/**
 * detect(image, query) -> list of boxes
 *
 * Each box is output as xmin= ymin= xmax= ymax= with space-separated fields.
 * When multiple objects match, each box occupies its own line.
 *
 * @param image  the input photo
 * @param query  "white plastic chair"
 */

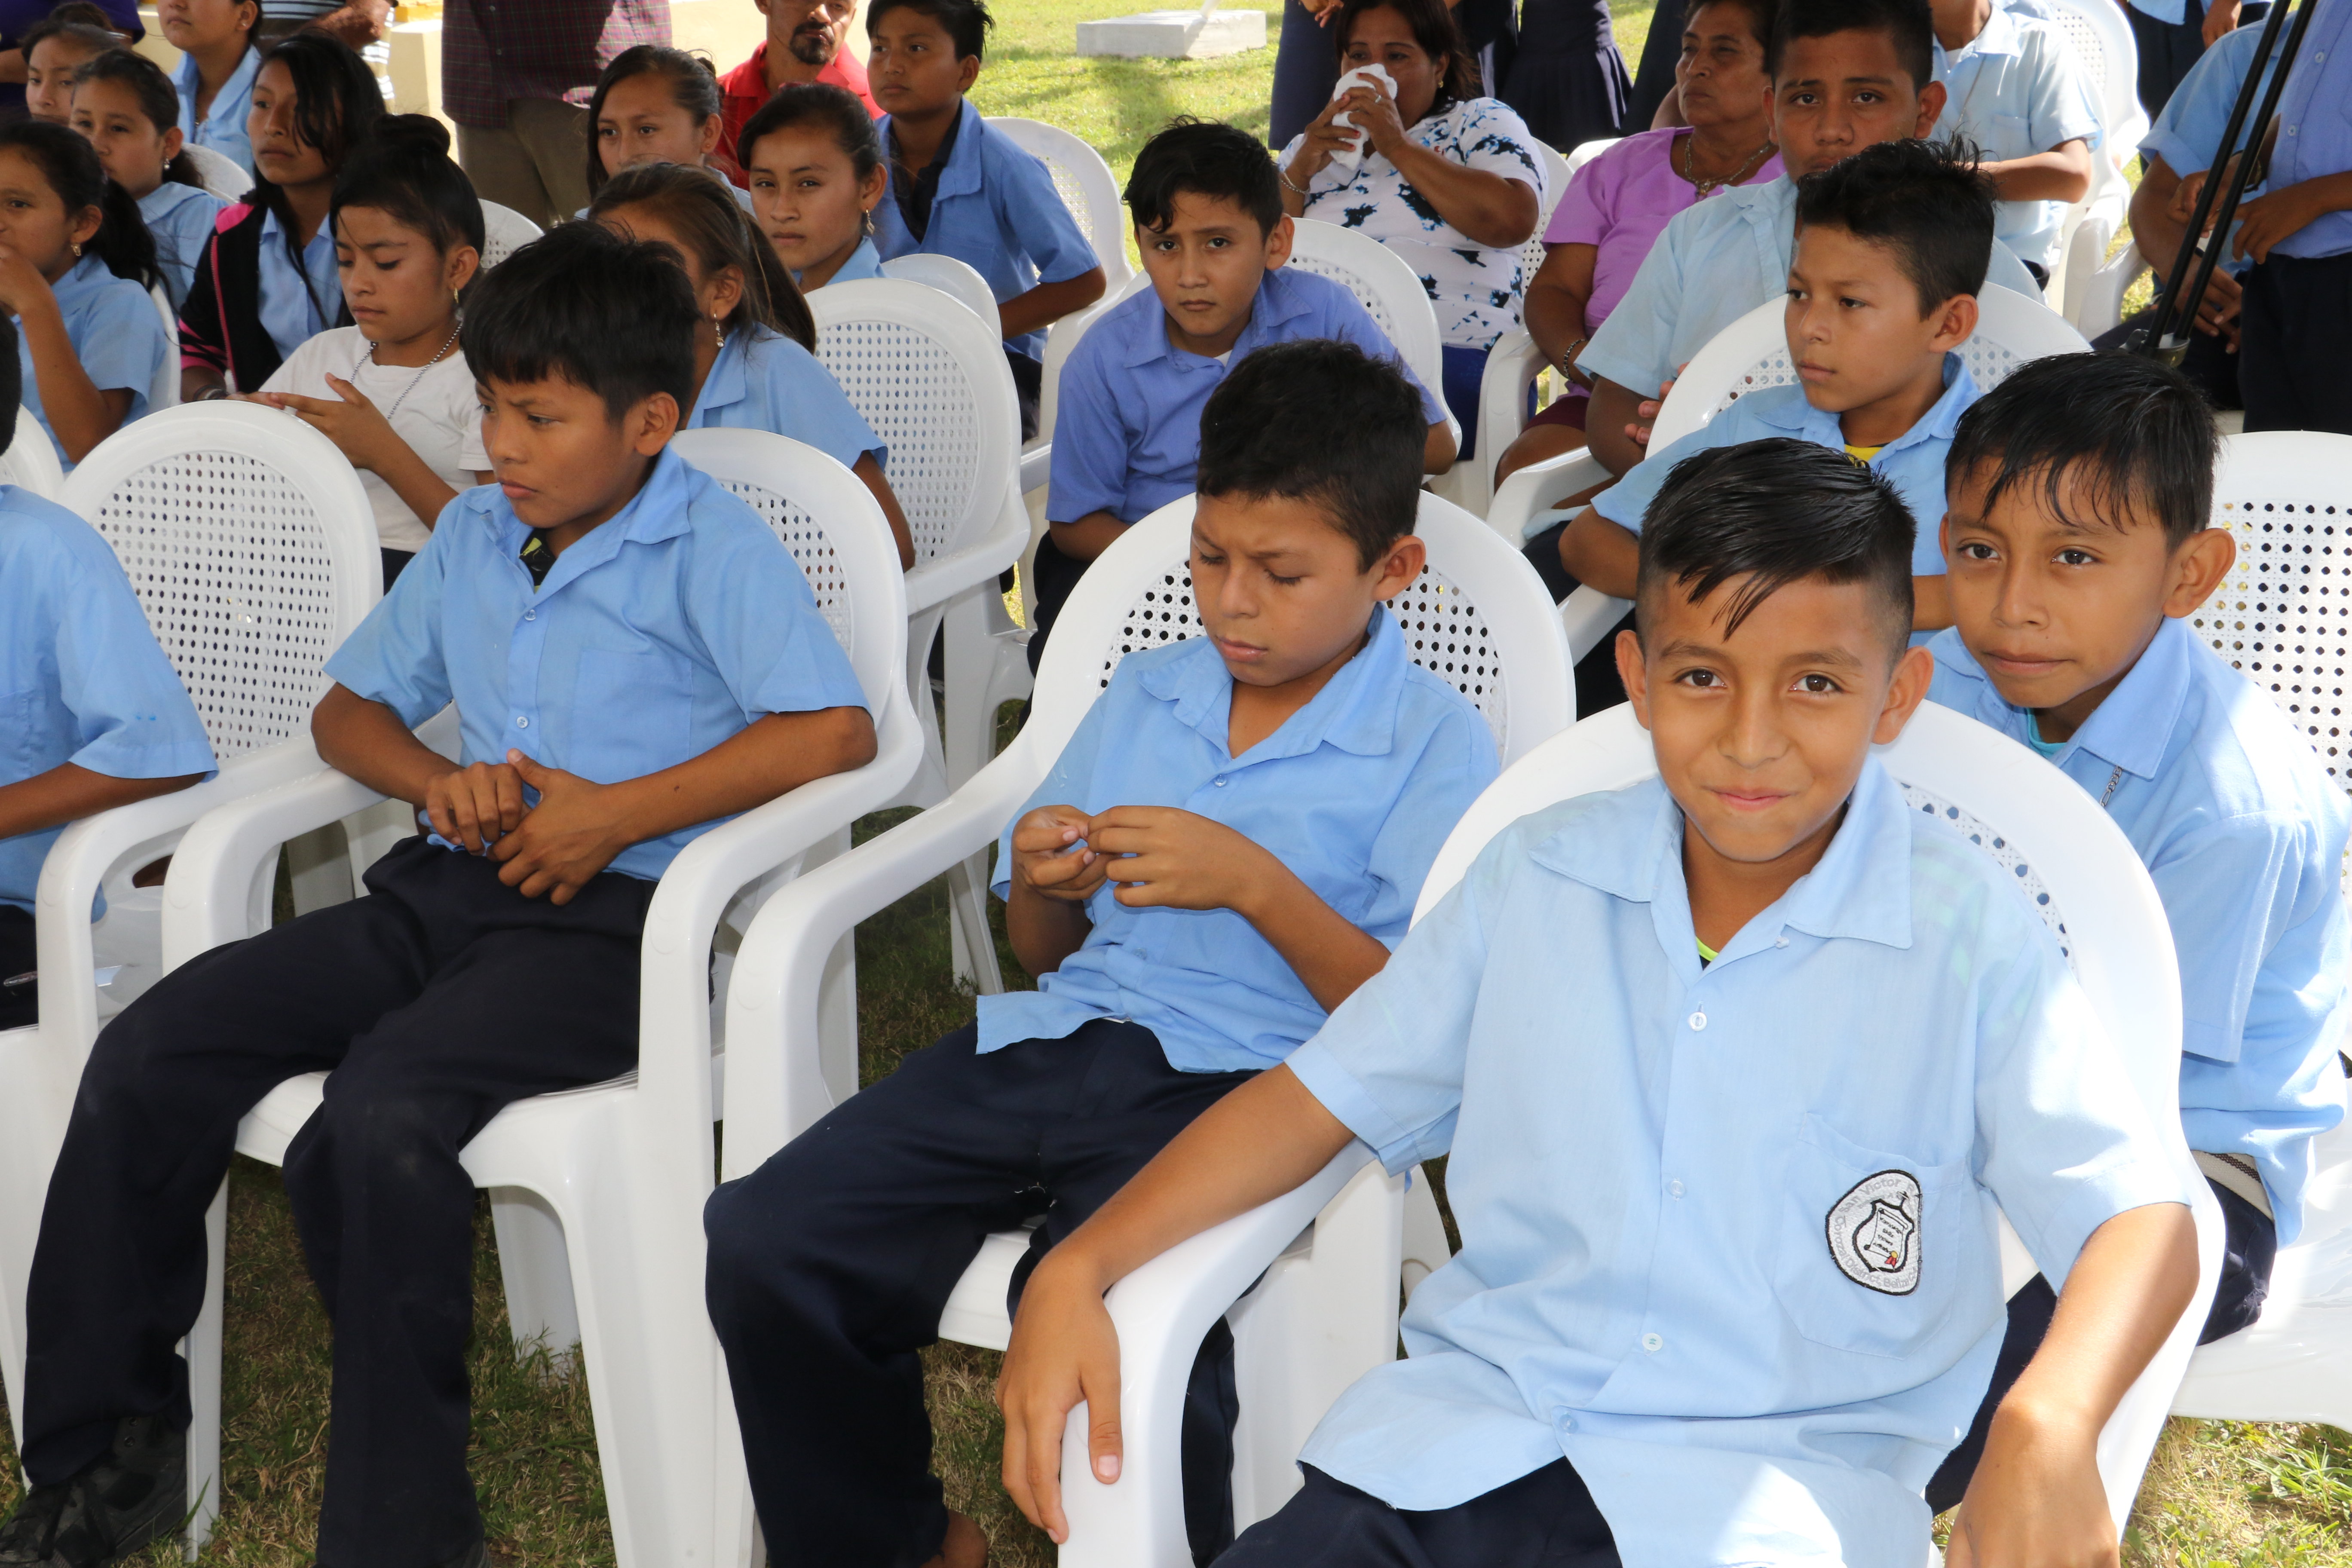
xmin=159 ymin=431 xmax=923 ymax=1567
xmin=1462 ymin=138 xmax=1580 ymax=517
xmin=477 ymin=199 xmax=543 ymax=270
xmin=0 ymin=404 xmax=64 ymax=497
xmin=711 ymin=490 xmax=1574 ymax=1566
xmin=986 ymin=116 xmax=1135 ymax=291
xmin=182 ymin=142 xmax=252 ymax=202
xmin=879 ymin=251 xmax=1004 ymax=339
xmin=1286 ymin=217 xmax=1456 ymax=457
xmin=147 ymin=284 xmax=181 ymax=413
xmin=0 ymin=403 xmax=378 ymax=1474
xmin=1564 ymin=136 xmax=1618 ymax=177
xmin=2170 ymin=431 xmax=2352 ymax=1423
xmin=2034 ymin=0 xmax=2149 ymax=172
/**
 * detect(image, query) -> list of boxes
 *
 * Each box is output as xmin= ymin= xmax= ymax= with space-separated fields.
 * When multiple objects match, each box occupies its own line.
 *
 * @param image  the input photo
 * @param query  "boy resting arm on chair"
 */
xmin=1033 ymin=118 xmax=1455 ymax=671
xmin=702 ymin=338 xmax=1499 ymax=1568
xmin=1002 ymin=438 xmax=2199 ymax=1568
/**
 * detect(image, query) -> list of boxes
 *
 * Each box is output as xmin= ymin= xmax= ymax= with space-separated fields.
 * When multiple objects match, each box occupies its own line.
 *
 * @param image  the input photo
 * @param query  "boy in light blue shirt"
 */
xmin=865 ymin=0 xmax=1106 ymax=437
xmin=1001 ymin=436 xmax=2200 ymax=1568
xmin=1551 ymin=139 xmax=1993 ymax=644
xmin=1576 ymin=0 xmax=2042 ymax=480
xmin=1926 ymin=0 xmax=2102 ymax=282
xmin=1038 ymin=120 xmax=1455 ymax=669
xmin=1928 ymin=353 xmax=2348 ymax=1349
xmin=704 ymin=340 xmax=1499 ymax=1568
xmin=0 ymin=223 xmax=876 ymax=1568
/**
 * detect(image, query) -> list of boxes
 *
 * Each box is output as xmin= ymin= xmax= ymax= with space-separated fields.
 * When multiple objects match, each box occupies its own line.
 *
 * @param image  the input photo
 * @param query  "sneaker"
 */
xmin=0 ymin=1483 xmax=73 ymax=1567
xmin=2 ymin=1416 xmax=187 ymax=1568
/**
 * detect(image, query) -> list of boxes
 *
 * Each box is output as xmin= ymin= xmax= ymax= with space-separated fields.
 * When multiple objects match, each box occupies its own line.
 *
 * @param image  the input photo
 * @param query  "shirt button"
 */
xmin=515 ymin=716 xmax=529 ymax=728
xmin=1642 ymin=1332 xmax=1663 ymax=1353
xmin=1775 ymin=936 xmax=1788 ymax=948
xmin=1213 ymin=776 xmax=1228 ymax=786
xmin=524 ymin=609 xmax=536 ymax=621
xmin=1687 ymin=1010 xmax=1707 ymax=1031
xmin=1668 ymin=1179 xmax=1685 ymax=1198
xmin=1551 ymin=1407 xmax=1575 ymax=1432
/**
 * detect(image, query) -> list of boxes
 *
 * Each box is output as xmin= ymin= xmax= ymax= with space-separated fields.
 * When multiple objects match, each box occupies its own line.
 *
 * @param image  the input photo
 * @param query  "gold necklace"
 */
xmin=1680 ymin=132 xmax=1776 ymax=199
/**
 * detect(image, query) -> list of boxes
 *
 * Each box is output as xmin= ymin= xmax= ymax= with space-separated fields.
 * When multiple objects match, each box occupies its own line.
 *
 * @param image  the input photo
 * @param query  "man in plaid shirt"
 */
xmin=444 ymin=0 xmax=669 ymax=227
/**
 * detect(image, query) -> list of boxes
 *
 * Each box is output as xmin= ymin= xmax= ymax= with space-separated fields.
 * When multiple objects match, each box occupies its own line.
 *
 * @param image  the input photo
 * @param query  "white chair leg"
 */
xmin=184 ymin=1180 xmax=228 ymax=1556
xmin=283 ymin=824 xmax=353 ymax=916
xmin=897 ymin=610 xmax=952 ymax=811
xmin=1401 ymin=1166 xmax=1452 ymax=1300
xmin=341 ymin=798 xmax=415 ymax=885
xmin=490 ymin=1186 xmax=579 ymax=1362
xmin=946 ymin=851 xmax=1002 ymax=994
xmin=816 ymin=927 xmax=860 ymax=1112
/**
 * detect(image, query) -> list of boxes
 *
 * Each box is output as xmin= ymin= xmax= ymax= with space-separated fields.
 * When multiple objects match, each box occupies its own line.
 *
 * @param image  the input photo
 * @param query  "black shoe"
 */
xmin=0 ymin=1416 xmax=187 ymax=1568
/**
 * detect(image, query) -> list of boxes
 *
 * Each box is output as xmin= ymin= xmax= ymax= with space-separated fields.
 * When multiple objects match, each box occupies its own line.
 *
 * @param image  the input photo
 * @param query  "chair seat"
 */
xmin=940 ymin=1227 xmax=1036 ymax=1352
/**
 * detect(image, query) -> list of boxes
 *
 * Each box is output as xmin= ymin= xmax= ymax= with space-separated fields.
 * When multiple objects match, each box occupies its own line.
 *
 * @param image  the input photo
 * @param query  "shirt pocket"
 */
xmin=0 ymin=685 xmax=45 ymax=781
xmin=1985 ymin=112 xmax=2036 ymax=163
xmin=567 ymin=644 xmax=696 ymax=785
xmin=1771 ymin=1112 xmax=1987 ymax=1360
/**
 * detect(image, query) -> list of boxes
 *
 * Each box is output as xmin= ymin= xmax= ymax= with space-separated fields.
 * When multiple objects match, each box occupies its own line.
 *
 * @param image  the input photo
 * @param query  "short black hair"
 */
xmin=462 ymin=220 xmax=699 ymax=421
xmin=868 ymin=0 xmax=992 ymax=60
xmin=332 ymin=114 xmax=487 ymax=270
xmin=1196 ymin=340 xmax=1424 ymax=570
xmin=1638 ymin=438 xmax=1915 ymax=652
xmin=1769 ymin=0 xmax=1934 ymax=90
xmin=1946 ymin=353 xmax=2215 ymax=548
xmin=0 ymin=315 xmax=20 ymax=449
xmin=1125 ymin=118 xmax=1282 ymax=239
xmin=1795 ymin=138 xmax=1993 ymax=312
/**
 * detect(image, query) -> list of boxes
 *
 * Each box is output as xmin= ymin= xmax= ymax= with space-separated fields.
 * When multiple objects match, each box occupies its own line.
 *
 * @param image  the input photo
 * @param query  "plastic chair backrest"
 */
xmin=478 ymin=200 xmax=544 ymax=270
xmin=1285 ymin=218 xmax=1449 ymax=414
xmin=57 ymin=403 xmax=379 ymax=759
xmin=2031 ymin=0 xmax=2145 ymax=150
xmin=1409 ymin=699 xmax=2205 ymax=1540
xmin=986 ymin=116 xmax=1134 ymax=288
xmin=1518 ymin=139 xmax=1573 ymax=294
xmin=2190 ymin=430 xmax=2352 ymax=795
xmin=1565 ymin=137 xmax=1618 ymax=177
xmin=1651 ymin=285 xmax=2092 ymax=449
xmin=148 ymin=285 xmax=180 ymax=412
xmin=183 ymin=143 xmax=252 ymax=201
xmin=0 ymin=406 xmax=64 ymax=498
xmin=668 ymin=428 xmax=883 ymax=664
xmin=1030 ymin=492 xmax=1574 ymax=766
xmin=807 ymin=278 xmax=1022 ymax=569
xmin=878 ymin=252 xmax=1003 ymax=338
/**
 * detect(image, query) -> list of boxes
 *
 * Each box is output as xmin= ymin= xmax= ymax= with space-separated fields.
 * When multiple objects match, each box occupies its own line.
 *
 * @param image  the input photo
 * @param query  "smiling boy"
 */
xmin=0 ymin=221 xmax=876 ymax=1568
xmin=1037 ymin=119 xmax=1454 ymax=669
xmin=999 ymin=438 xmax=2200 ymax=1568
xmin=704 ymin=339 xmax=1498 ymax=1568
xmin=1549 ymin=138 xmax=1991 ymax=634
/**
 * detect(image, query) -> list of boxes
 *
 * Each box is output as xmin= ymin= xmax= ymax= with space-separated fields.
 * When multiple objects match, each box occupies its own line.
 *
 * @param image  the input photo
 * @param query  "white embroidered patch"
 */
xmin=1826 ymin=1171 xmax=1923 ymax=1295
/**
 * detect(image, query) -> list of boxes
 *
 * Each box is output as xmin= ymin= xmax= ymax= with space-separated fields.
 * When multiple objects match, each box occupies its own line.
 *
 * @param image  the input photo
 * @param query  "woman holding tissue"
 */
xmin=1277 ymin=0 xmax=1544 ymax=456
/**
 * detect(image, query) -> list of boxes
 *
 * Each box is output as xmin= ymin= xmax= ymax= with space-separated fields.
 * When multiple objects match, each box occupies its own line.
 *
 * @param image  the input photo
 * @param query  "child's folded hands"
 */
xmin=1011 ymin=804 xmax=1111 ymax=903
xmin=485 ymin=751 xmax=633 ymax=904
xmin=422 ymin=757 xmax=529 ymax=856
xmin=1082 ymin=805 xmax=1278 ymax=914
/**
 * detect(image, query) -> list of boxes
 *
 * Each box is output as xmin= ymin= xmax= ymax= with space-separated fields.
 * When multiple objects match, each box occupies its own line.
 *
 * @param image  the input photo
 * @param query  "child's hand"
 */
xmin=1945 ymin=1406 xmax=2117 ymax=1568
xmin=258 ymin=375 xmax=403 ymax=472
xmin=2230 ymin=181 xmax=2329 ymax=265
xmin=423 ymin=759 xmax=528 ymax=854
xmin=1011 ymin=805 xmax=1109 ymax=903
xmin=486 ymin=751 xmax=631 ymax=903
xmin=0 ymin=243 xmax=56 ymax=321
xmin=1083 ymin=806 xmax=1277 ymax=914
xmin=1629 ymin=369 xmax=1682 ymax=451
xmin=997 ymin=1251 xmax=1124 ymax=1545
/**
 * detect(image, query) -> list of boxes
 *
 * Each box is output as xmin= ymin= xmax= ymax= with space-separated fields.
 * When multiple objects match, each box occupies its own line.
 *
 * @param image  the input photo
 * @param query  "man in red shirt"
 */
xmin=718 ymin=0 xmax=879 ymax=180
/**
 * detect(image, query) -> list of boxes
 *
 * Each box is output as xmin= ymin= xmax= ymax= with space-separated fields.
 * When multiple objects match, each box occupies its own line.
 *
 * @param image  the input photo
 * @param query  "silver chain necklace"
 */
xmin=365 ymin=321 xmax=461 ymax=423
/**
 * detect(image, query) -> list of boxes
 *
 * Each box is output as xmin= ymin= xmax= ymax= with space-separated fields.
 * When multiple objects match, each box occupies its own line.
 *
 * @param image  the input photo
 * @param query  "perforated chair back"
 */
xmin=807 ymin=279 xmax=1022 ymax=569
xmin=2034 ymin=0 xmax=2147 ymax=153
xmin=986 ymin=116 xmax=1134 ymax=288
xmin=183 ymin=143 xmax=251 ymax=201
xmin=879 ymin=252 xmax=1003 ymax=338
xmin=478 ymin=201 xmax=543 ymax=270
xmin=1286 ymin=218 xmax=1449 ymax=419
xmin=1 ymin=406 xmax=64 ymax=498
xmin=57 ymin=403 xmax=379 ymax=760
xmin=1518 ymin=140 xmax=1573 ymax=296
xmin=1650 ymin=285 xmax=2091 ymax=449
xmin=148 ymin=285 xmax=181 ymax=412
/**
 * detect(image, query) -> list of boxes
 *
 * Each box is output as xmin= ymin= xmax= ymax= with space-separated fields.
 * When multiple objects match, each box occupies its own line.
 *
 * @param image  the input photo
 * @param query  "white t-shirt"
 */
xmin=260 ymin=325 xmax=489 ymax=554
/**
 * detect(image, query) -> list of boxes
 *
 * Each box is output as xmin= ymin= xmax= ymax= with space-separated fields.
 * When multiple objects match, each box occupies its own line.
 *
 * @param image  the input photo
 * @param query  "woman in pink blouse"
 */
xmin=1492 ymin=0 xmax=1779 ymax=485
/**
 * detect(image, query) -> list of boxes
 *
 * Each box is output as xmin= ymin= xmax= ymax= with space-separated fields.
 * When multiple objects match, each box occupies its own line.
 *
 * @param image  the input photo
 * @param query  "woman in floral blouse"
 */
xmin=1277 ymin=0 xmax=1546 ymax=456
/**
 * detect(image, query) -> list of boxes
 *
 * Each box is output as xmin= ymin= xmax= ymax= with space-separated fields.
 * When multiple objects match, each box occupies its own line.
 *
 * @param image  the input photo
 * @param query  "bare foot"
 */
xmin=919 ymin=1510 xmax=989 ymax=1568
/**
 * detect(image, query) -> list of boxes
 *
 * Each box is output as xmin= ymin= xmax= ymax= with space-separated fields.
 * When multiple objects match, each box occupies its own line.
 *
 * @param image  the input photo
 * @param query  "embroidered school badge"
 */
xmin=1825 ymin=1171 xmax=1923 ymax=1295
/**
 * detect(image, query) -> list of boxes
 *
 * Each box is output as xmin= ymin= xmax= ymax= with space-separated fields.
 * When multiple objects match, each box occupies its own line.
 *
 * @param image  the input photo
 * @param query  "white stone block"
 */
xmin=1075 ymin=8 xmax=1268 ymax=58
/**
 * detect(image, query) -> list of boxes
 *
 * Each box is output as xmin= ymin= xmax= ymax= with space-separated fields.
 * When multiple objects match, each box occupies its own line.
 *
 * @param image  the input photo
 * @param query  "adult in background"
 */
xmin=0 ymin=0 xmax=137 ymax=118
xmin=1496 ymin=0 xmax=1630 ymax=150
xmin=441 ymin=0 xmax=668 ymax=229
xmin=1277 ymin=0 xmax=1546 ymax=457
xmin=719 ymin=0 xmax=877 ymax=183
xmin=2124 ymin=0 xmax=2268 ymax=121
xmin=251 ymin=0 xmax=387 ymax=47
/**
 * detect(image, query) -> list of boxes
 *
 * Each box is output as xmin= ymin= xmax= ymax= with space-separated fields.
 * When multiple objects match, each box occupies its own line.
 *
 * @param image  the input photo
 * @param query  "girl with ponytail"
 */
xmin=0 ymin=118 xmax=168 ymax=465
xmin=70 ymin=49 xmax=230 ymax=310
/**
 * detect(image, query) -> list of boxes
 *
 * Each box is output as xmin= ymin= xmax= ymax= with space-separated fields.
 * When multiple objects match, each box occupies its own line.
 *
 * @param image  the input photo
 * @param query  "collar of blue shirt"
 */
xmin=917 ymin=98 xmax=987 ymax=204
xmin=696 ymin=324 xmax=760 ymax=419
xmin=1746 ymin=353 xmax=1979 ymax=456
xmin=1121 ymin=265 xmax=1318 ymax=370
xmin=1137 ymin=602 xmax=1412 ymax=761
xmin=1526 ymin=756 xmax=1919 ymax=962
xmin=138 ymin=180 xmax=214 ymax=223
xmin=175 ymin=43 xmax=257 ymax=124
xmin=1723 ymin=172 xmax=1794 ymax=229
xmin=50 ymin=251 xmax=126 ymax=317
xmin=472 ymin=444 xmax=699 ymax=591
xmin=1934 ymin=3 xmax=2025 ymax=75
xmin=1938 ymin=615 xmax=2193 ymax=782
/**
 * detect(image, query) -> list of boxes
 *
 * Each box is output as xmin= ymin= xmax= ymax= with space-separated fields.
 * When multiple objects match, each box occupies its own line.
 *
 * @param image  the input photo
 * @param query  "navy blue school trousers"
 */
xmin=2239 ymin=251 xmax=2352 ymax=436
xmin=704 ymin=1017 xmax=1255 ymax=1568
xmin=1216 ymin=1460 xmax=1622 ymax=1567
xmin=19 ymin=837 xmax=653 ymax=1568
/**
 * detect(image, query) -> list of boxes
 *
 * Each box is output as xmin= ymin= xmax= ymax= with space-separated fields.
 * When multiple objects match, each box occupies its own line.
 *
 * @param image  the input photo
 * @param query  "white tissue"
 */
xmin=1323 ymin=62 xmax=1394 ymax=179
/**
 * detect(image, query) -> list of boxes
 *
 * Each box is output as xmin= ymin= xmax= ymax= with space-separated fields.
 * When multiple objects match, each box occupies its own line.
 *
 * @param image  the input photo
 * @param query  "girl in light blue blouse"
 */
xmin=70 ymin=49 xmax=231 ymax=312
xmin=0 ymin=120 xmax=169 ymax=467
xmin=591 ymin=161 xmax=917 ymax=569
xmin=739 ymin=83 xmax=889 ymax=291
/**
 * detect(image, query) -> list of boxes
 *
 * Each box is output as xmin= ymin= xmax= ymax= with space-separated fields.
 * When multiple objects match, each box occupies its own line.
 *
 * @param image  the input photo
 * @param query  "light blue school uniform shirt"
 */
xmin=983 ymin=607 xmax=1499 ymax=1075
xmin=808 ymin=236 xmax=884 ymax=287
xmin=2140 ymin=24 xmax=2283 ymax=274
xmin=1284 ymin=760 xmax=2193 ymax=1565
xmin=139 ymin=181 xmax=231 ymax=313
xmin=1577 ymin=176 xmax=2043 ymax=402
xmin=0 ymin=487 xmax=216 ymax=914
xmin=686 ymin=324 xmax=886 ymax=470
xmin=1047 ymin=267 xmax=1449 ymax=526
xmin=254 ymin=208 xmax=341 ymax=362
xmin=871 ymin=99 xmax=1101 ymax=362
xmin=1928 ymin=620 xmax=2350 ymax=1241
xmin=2266 ymin=0 xmax=2352 ymax=260
xmin=22 ymin=254 xmax=169 ymax=471
xmin=173 ymin=44 xmax=259 ymax=178
xmin=1930 ymin=6 xmax=2106 ymax=274
xmin=1583 ymin=357 xmax=1979 ymax=583
xmin=325 ymin=447 xmax=870 ymax=883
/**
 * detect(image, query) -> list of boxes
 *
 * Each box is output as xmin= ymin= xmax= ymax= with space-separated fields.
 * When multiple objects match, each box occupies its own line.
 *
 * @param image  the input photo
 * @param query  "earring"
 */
xmin=69 ymin=241 xmax=80 ymax=258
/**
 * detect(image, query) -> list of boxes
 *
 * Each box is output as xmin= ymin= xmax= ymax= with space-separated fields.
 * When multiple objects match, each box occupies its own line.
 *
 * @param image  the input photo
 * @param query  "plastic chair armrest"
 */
xmin=1562 ymin=586 xmax=1633 ymax=665
xmin=903 ymin=486 xmax=1030 ymax=613
xmin=1484 ymin=448 xmax=1610 ymax=548
xmin=2075 ymin=241 xmax=2146 ymax=342
xmin=1476 ymin=331 xmax=1547 ymax=484
xmin=1020 ymin=444 xmax=1053 ymax=498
